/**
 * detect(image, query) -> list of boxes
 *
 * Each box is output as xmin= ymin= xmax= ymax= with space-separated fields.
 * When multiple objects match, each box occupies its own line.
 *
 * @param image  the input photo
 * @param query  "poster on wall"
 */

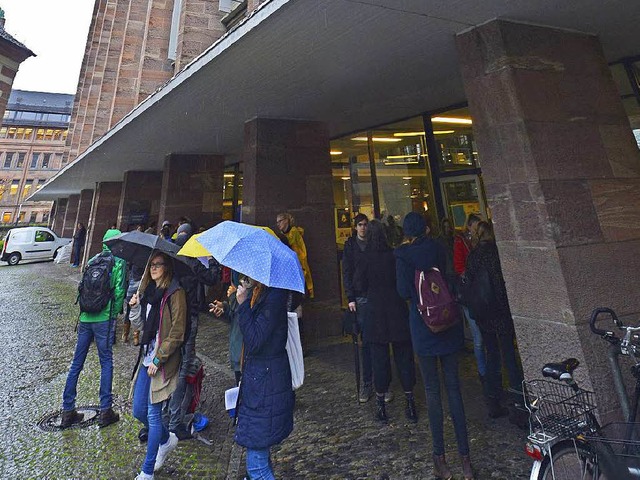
xmin=335 ymin=208 xmax=352 ymax=246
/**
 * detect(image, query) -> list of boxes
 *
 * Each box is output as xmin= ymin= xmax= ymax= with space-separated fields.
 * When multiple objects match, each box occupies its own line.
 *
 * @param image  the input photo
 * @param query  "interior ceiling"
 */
xmin=32 ymin=0 xmax=640 ymax=200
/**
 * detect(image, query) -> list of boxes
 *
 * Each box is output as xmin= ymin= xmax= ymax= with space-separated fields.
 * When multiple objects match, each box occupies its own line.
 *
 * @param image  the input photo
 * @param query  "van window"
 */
xmin=35 ymin=230 xmax=54 ymax=242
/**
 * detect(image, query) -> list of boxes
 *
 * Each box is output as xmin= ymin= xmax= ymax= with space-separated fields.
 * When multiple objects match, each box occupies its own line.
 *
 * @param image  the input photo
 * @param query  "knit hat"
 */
xmin=402 ymin=212 xmax=426 ymax=238
xmin=177 ymin=223 xmax=192 ymax=236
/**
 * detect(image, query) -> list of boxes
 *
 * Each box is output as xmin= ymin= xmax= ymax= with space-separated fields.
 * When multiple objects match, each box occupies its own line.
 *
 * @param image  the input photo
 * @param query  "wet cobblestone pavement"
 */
xmin=0 ymin=261 xmax=532 ymax=479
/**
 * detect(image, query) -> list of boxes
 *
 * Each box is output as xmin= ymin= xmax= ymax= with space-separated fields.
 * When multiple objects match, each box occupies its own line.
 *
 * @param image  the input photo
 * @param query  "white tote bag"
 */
xmin=286 ymin=312 xmax=304 ymax=390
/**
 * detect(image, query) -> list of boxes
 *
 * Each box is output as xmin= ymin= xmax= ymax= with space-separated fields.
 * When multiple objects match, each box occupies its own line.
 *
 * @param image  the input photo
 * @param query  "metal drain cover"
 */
xmin=37 ymin=405 xmax=100 ymax=432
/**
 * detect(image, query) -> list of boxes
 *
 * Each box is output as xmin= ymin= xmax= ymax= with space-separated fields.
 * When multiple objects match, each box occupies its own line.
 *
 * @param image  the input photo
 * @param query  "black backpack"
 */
xmin=77 ymin=251 xmax=115 ymax=313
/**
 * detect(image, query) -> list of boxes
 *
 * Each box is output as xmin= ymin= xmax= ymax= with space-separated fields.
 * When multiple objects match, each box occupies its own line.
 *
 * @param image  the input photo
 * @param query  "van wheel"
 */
xmin=7 ymin=252 xmax=20 ymax=266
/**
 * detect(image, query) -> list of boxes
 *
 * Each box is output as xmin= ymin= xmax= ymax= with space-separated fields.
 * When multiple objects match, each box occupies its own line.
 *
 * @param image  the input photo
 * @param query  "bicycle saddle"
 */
xmin=542 ymin=358 xmax=580 ymax=381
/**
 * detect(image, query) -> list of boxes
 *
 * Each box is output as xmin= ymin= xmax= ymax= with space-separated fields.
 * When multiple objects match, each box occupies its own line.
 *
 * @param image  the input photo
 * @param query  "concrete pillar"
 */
xmin=158 ymin=155 xmax=224 ymax=229
xmin=75 ymin=189 xmax=94 ymax=228
xmin=242 ymin=118 xmax=340 ymax=342
xmin=51 ymin=198 xmax=68 ymax=237
xmin=61 ymin=194 xmax=80 ymax=239
xmin=83 ymin=181 xmax=123 ymax=265
xmin=47 ymin=201 xmax=56 ymax=229
xmin=456 ymin=19 xmax=640 ymax=421
xmin=118 ymin=170 xmax=163 ymax=230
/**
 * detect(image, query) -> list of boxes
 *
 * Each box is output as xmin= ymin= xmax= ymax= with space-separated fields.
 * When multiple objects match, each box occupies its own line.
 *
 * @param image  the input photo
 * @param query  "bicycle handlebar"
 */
xmin=590 ymin=307 xmax=621 ymax=340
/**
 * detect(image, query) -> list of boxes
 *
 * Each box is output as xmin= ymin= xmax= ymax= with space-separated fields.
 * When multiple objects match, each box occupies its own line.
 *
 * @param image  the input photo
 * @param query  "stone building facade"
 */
xmin=0 ymin=90 xmax=72 ymax=225
xmin=0 ymin=13 xmax=34 ymax=123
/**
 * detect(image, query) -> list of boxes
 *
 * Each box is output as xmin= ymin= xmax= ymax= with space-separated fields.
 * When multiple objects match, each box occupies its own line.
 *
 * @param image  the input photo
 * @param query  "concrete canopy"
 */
xmin=32 ymin=0 xmax=640 ymax=200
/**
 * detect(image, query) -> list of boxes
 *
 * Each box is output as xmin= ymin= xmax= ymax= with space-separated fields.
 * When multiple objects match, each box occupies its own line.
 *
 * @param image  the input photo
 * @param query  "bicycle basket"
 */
xmin=585 ymin=422 xmax=640 ymax=466
xmin=524 ymin=379 xmax=596 ymax=438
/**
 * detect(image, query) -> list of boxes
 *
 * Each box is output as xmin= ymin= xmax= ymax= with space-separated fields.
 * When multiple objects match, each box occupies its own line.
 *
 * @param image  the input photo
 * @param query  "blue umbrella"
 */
xmin=197 ymin=221 xmax=305 ymax=293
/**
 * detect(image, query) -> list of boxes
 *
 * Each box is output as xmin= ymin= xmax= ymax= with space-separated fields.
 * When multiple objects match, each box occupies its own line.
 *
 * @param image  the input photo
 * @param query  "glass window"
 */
xmin=3 ymin=152 xmax=13 ymax=169
xmin=17 ymin=212 xmax=25 ymax=223
xmin=22 ymin=179 xmax=33 ymax=199
xmin=10 ymin=180 xmax=19 ymax=196
xmin=30 ymin=153 xmax=40 ymax=169
xmin=430 ymin=107 xmax=479 ymax=172
xmin=222 ymin=165 xmax=243 ymax=221
xmin=2 ymin=212 xmax=11 ymax=223
xmin=0 ymin=127 xmax=7 ymax=139
xmin=42 ymin=212 xmax=49 ymax=223
xmin=331 ymin=116 xmax=438 ymax=247
xmin=29 ymin=212 xmax=37 ymax=224
xmin=41 ymin=154 xmax=51 ymax=169
xmin=35 ymin=230 xmax=54 ymax=242
xmin=16 ymin=153 xmax=25 ymax=169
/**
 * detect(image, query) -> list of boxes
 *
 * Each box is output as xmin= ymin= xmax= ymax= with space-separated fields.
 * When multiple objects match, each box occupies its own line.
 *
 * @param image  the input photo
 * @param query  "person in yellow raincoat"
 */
xmin=276 ymin=212 xmax=314 ymax=299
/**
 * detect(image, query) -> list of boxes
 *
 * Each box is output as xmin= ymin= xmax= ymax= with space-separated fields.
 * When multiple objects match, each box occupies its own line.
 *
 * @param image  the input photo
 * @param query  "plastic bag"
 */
xmin=286 ymin=311 xmax=304 ymax=390
xmin=55 ymin=243 xmax=72 ymax=264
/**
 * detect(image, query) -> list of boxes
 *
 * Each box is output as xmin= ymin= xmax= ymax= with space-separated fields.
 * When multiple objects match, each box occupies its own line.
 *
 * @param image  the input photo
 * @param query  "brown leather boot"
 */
xmin=121 ymin=322 xmax=130 ymax=343
xmin=433 ymin=454 xmax=452 ymax=480
xmin=461 ymin=454 xmax=474 ymax=480
xmin=132 ymin=330 xmax=140 ymax=346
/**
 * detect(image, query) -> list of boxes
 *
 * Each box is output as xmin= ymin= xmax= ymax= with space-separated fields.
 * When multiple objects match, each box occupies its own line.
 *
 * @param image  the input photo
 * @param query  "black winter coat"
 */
xmin=354 ymin=248 xmax=411 ymax=344
xmin=464 ymin=240 xmax=514 ymax=335
xmin=342 ymin=234 xmax=367 ymax=302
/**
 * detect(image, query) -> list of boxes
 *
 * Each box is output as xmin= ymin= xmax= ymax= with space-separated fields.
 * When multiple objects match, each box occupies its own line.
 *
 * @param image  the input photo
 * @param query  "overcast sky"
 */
xmin=3 ymin=1 xmax=94 ymax=94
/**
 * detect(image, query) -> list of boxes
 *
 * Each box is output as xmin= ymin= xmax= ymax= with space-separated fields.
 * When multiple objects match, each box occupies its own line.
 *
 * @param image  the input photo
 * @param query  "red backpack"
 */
xmin=415 ymin=268 xmax=459 ymax=333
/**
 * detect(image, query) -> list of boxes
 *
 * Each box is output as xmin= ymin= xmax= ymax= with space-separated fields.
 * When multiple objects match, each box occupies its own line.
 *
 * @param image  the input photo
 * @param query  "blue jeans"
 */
xmin=355 ymin=297 xmax=373 ymax=385
xmin=463 ymin=306 xmax=486 ymax=376
xmin=133 ymin=367 xmax=169 ymax=475
xmin=246 ymin=448 xmax=275 ymax=480
xmin=62 ymin=319 xmax=114 ymax=411
xmin=418 ymin=353 xmax=470 ymax=456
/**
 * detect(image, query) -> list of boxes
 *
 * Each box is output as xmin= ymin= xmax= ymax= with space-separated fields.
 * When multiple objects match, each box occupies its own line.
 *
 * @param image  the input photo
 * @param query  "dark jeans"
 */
xmin=370 ymin=341 xmax=416 ymax=394
xmin=483 ymin=329 xmax=524 ymax=399
xmin=62 ymin=319 xmax=114 ymax=411
xmin=418 ymin=353 xmax=470 ymax=456
xmin=168 ymin=314 xmax=198 ymax=430
xmin=355 ymin=297 xmax=373 ymax=385
xmin=71 ymin=241 xmax=83 ymax=266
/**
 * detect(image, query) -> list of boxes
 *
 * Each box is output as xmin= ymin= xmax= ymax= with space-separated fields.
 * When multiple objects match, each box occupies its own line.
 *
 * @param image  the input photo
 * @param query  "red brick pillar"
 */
xmin=51 ymin=198 xmax=68 ymax=237
xmin=158 ymin=155 xmax=224 ymax=230
xmin=242 ymin=118 xmax=340 ymax=342
xmin=456 ymin=19 xmax=640 ymax=421
xmin=83 ymin=181 xmax=123 ymax=265
xmin=118 ymin=170 xmax=163 ymax=230
xmin=61 ymin=194 xmax=80 ymax=239
xmin=75 ymin=189 xmax=94 ymax=228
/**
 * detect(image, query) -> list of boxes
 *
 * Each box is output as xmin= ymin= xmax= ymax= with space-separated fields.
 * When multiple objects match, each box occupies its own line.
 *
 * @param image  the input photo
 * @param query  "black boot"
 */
xmin=375 ymin=394 xmax=388 ymax=422
xmin=486 ymin=396 xmax=508 ymax=419
xmin=60 ymin=409 xmax=83 ymax=429
xmin=405 ymin=392 xmax=418 ymax=423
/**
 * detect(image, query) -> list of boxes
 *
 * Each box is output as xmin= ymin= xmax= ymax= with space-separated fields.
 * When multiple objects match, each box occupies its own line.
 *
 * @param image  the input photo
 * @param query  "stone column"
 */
xmin=118 ymin=170 xmax=163 ymax=231
xmin=242 ymin=118 xmax=340 ymax=342
xmin=61 ymin=194 xmax=80 ymax=239
xmin=456 ymin=19 xmax=640 ymax=421
xmin=75 ymin=189 xmax=95 ymax=228
xmin=158 ymin=155 xmax=224 ymax=229
xmin=83 ymin=181 xmax=123 ymax=265
xmin=47 ymin=201 xmax=56 ymax=229
xmin=51 ymin=198 xmax=68 ymax=237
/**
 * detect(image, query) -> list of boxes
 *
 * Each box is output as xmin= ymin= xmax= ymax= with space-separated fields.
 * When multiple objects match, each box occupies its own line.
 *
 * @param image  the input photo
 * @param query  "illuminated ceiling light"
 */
xmin=431 ymin=117 xmax=472 ymax=125
xmin=402 ymin=176 xmax=412 ymax=180
xmin=330 ymin=150 xmax=343 ymax=155
xmin=386 ymin=154 xmax=419 ymax=159
xmin=341 ymin=176 xmax=351 ymax=180
xmin=433 ymin=130 xmax=455 ymax=135
xmin=223 ymin=173 xmax=235 ymax=178
xmin=393 ymin=132 xmax=425 ymax=137
xmin=351 ymin=136 xmax=402 ymax=142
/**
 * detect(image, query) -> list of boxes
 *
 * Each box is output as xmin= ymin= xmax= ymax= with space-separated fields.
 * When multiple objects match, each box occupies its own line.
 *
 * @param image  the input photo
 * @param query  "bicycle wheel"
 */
xmin=535 ymin=440 xmax=601 ymax=480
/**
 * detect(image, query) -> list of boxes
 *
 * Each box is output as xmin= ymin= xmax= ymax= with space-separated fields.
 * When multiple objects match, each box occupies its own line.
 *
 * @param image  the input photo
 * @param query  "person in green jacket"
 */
xmin=60 ymin=228 xmax=126 ymax=428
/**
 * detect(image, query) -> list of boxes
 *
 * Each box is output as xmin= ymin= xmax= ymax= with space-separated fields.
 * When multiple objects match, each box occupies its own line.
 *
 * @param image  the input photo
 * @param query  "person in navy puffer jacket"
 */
xmin=235 ymin=279 xmax=294 ymax=480
xmin=394 ymin=212 xmax=474 ymax=480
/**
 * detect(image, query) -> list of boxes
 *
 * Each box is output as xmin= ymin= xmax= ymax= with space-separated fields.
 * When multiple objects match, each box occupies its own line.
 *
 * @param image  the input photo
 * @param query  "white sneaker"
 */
xmin=154 ymin=432 xmax=178 ymax=472
xmin=135 ymin=472 xmax=154 ymax=480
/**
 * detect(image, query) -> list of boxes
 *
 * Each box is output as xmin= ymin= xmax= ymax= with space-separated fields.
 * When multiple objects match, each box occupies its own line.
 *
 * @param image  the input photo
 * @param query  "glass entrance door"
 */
xmin=440 ymin=174 xmax=487 ymax=230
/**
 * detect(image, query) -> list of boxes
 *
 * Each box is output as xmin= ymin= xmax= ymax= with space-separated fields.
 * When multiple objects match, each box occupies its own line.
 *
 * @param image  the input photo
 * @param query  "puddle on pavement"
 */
xmin=36 ymin=405 xmax=100 ymax=432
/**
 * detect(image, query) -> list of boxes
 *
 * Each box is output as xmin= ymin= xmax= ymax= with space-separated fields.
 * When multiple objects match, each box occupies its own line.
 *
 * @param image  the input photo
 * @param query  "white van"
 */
xmin=1 ymin=227 xmax=72 ymax=265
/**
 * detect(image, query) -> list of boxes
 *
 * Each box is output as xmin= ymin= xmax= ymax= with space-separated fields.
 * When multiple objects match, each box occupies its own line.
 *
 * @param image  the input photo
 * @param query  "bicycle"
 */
xmin=524 ymin=307 xmax=640 ymax=479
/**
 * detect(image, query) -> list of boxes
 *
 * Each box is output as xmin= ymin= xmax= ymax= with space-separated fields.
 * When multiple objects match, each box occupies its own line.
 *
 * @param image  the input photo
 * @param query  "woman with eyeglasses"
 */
xmin=129 ymin=252 xmax=187 ymax=480
xmin=234 ymin=276 xmax=295 ymax=480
